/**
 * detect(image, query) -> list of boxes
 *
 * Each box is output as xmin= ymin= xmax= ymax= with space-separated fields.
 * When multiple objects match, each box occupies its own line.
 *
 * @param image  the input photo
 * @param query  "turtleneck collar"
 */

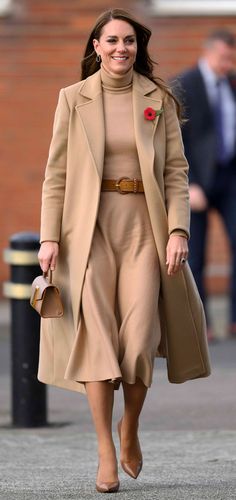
xmin=101 ymin=64 xmax=133 ymax=93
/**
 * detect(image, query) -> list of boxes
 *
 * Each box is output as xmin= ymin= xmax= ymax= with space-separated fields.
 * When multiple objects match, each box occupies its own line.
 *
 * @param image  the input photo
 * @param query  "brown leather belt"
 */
xmin=101 ymin=177 xmax=144 ymax=194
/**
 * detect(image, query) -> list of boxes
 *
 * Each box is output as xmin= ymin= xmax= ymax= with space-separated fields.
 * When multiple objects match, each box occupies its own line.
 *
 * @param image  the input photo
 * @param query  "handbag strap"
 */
xmin=43 ymin=269 xmax=53 ymax=284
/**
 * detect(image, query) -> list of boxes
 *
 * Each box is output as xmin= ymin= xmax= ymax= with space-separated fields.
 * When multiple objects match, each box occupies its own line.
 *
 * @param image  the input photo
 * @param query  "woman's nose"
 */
xmin=117 ymin=42 xmax=126 ymax=52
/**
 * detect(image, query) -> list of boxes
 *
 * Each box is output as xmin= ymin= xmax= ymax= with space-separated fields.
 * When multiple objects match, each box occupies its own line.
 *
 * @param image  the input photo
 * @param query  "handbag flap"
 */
xmin=41 ymin=286 xmax=63 ymax=317
xmin=31 ymin=275 xmax=56 ymax=301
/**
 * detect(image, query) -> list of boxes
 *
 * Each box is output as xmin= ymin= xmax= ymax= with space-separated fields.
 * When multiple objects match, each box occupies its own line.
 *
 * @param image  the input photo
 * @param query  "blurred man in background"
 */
xmin=176 ymin=30 xmax=236 ymax=339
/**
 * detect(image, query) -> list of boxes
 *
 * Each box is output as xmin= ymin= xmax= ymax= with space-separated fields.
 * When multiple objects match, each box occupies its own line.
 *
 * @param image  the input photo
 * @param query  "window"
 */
xmin=0 ymin=0 xmax=13 ymax=17
xmin=150 ymin=0 xmax=236 ymax=15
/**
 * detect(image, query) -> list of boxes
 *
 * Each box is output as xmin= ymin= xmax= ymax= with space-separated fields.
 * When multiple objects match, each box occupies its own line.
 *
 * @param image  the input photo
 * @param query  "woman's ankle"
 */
xmin=121 ymin=416 xmax=139 ymax=435
xmin=98 ymin=439 xmax=116 ymax=459
xmin=97 ymin=446 xmax=118 ymax=480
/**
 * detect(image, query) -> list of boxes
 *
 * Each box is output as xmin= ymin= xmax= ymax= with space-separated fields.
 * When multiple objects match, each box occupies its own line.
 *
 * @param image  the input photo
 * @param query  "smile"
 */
xmin=112 ymin=56 xmax=128 ymax=61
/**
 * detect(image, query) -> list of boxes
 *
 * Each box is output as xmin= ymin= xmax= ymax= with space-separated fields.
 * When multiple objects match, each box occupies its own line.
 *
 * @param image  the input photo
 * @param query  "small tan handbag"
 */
xmin=30 ymin=269 xmax=63 ymax=318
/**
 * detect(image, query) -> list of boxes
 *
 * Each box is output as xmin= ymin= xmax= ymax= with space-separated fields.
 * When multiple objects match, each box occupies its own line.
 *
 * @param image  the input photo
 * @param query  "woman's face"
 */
xmin=93 ymin=19 xmax=137 ymax=75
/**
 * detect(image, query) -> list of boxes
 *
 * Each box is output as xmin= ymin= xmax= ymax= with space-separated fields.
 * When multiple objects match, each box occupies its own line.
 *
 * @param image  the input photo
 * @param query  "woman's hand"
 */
xmin=38 ymin=241 xmax=59 ymax=273
xmin=166 ymin=235 xmax=188 ymax=276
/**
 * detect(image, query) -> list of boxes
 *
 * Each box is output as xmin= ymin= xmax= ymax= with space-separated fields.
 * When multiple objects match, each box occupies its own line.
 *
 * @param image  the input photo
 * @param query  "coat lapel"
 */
xmin=75 ymin=71 xmax=105 ymax=180
xmin=75 ymin=70 xmax=163 ymax=181
xmin=132 ymin=72 xmax=163 ymax=180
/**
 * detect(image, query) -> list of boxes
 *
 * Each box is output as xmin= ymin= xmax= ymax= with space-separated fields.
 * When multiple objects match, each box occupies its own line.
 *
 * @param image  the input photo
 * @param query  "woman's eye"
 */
xmin=106 ymin=38 xmax=136 ymax=44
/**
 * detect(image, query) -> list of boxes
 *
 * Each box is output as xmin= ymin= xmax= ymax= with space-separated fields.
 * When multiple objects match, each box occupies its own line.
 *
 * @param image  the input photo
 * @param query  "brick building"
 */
xmin=0 ymin=0 xmax=235 ymax=295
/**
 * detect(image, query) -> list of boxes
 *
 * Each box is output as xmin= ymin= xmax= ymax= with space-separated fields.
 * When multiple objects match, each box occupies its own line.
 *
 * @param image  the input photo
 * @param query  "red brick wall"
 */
xmin=0 ymin=0 xmax=235 ymax=294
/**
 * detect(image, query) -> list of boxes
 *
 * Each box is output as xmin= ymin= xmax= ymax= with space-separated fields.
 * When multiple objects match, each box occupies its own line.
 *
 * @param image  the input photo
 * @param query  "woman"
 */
xmin=38 ymin=9 xmax=211 ymax=493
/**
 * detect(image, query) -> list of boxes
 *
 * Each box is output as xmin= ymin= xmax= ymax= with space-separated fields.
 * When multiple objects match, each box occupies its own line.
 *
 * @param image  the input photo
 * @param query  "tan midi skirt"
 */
xmin=72 ymin=190 xmax=161 ymax=388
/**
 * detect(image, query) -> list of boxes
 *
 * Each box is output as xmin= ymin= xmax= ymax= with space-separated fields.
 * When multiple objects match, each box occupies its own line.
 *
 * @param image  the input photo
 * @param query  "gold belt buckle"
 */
xmin=115 ymin=177 xmax=131 ymax=194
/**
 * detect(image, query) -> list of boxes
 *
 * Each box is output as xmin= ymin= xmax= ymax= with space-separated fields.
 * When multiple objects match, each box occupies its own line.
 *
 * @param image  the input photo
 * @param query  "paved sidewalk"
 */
xmin=1 ymin=297 xmax=236 ymax=499
xmin=0 ymin=427 xmax=236 ymax=499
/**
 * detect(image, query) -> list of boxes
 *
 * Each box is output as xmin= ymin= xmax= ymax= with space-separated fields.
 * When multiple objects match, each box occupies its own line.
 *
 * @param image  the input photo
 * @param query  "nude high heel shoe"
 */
xmin=117 ymin=419 xmax=143 ymax=479
xmin=96 ymin=480 xmax=120 ymax=493
xmin=96 ymin=464 xmax=120 ymax=493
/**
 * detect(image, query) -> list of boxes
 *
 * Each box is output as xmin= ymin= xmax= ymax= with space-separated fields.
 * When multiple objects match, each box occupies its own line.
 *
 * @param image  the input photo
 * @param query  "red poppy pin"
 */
xmin=144 ymin=107 xmax=163 ymax=121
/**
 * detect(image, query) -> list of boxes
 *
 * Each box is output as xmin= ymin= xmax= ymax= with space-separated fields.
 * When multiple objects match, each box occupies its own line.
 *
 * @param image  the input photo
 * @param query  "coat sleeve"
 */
xmin=40 ymin=89 xmax=69 ymax=243
xmin=163 ymin=93 xmax=190 ymax=238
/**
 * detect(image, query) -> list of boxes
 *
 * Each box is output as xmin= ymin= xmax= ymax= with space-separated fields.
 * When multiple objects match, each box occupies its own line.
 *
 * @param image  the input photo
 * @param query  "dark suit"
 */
xmin=175 ymin=66 xmax=236 ymax=326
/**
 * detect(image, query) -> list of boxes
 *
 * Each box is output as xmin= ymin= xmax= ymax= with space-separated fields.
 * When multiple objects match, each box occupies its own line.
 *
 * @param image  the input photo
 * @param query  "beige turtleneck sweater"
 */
xmin=101 ymin=65 xmax=142 ymax=181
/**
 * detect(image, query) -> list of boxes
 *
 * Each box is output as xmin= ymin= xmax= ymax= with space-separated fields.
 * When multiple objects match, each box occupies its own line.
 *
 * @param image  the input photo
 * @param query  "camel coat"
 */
xmin=38 ymin=69 xmax=211 ymax=393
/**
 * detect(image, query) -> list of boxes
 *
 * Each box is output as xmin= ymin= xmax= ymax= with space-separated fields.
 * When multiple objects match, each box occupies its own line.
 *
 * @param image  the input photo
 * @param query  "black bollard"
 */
xmin=3 ymin=232 xmax=47 ymax=427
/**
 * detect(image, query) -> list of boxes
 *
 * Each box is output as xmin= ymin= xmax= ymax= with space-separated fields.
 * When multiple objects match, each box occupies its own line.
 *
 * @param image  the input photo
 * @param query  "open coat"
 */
xmin=38 ymin=69 xmax=211 ymax=393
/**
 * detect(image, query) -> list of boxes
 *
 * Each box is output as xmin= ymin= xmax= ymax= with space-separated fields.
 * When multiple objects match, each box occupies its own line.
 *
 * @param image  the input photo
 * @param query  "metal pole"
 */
xmin=3 ymin=232 xmax=47 ymax=427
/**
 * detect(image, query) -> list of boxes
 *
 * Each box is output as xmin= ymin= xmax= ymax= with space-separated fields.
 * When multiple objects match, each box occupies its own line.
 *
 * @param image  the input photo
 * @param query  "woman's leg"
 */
xmin=118 ymin=378 xmax=147 ymax=477
xmin=85 ymin=381 xmax=118 ymax=484
xmin=122 ymin=378 xmax=147 ymax=435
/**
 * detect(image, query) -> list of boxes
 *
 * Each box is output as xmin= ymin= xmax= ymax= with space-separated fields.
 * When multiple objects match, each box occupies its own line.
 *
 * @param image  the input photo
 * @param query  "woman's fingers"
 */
xmin=166 ymin=235 xmax=188 ymax=276
xmin=50 ymin=253 xmax=57 ymax=271
xmin=38 ymin=242 xmax=59 ymax=273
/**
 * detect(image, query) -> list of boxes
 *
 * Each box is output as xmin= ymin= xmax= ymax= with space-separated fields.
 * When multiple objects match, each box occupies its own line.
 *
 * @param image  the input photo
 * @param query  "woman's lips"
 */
xmin=112 ymin=56 xmax=128 ymax=60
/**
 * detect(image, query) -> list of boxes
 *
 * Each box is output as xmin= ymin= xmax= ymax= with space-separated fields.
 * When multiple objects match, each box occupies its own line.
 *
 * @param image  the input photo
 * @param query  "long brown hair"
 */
xmin=81 ymin=8 xmax=181 ymax=118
